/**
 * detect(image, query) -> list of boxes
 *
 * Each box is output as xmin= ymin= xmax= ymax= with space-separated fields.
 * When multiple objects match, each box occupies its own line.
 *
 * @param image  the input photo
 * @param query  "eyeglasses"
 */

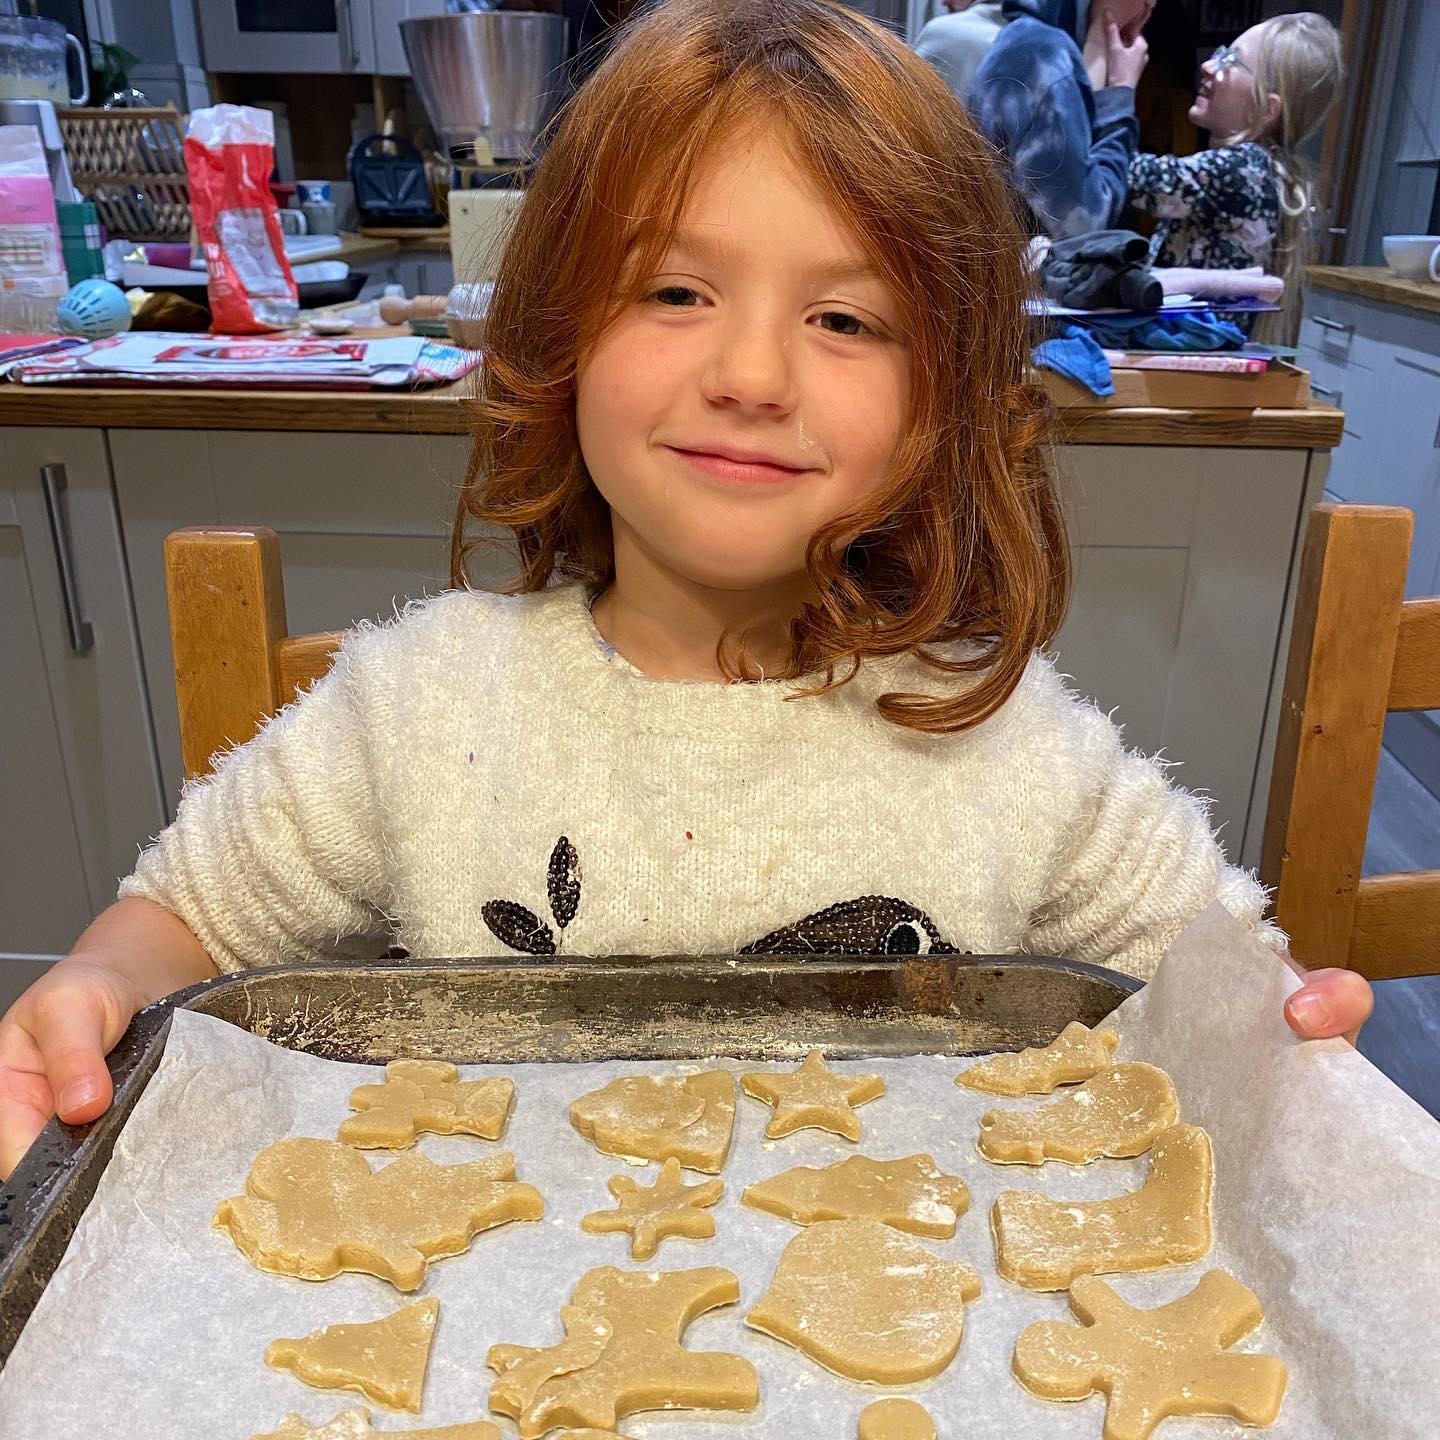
xmin=1206 ymin=43 xmax=1253 ymax=77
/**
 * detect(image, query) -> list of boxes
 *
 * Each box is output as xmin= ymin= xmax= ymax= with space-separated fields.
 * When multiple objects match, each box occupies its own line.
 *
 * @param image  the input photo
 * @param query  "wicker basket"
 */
xmin=58 ymin=107 xmax=191 ymax=242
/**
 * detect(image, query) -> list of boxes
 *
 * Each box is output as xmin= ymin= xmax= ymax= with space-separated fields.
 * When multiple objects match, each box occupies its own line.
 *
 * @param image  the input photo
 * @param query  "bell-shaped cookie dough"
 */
xmin=740 ymin=1050 xmax=885 ymax=1141
xmin=742 ymin=1153 xmax=968 ymax=1238
xmin=214 ymin=1139 xmax=543 ymax=1291
xmin=488 ymin=1266 xmax=759 ymax=1437
xmin=581 ymin=1157 xmax=724 ymax=1260
xmin=338 ymin=1061 xmax=514 ymax=1149
xmin=858 ymin=1398 xmax=937 ymax=1440
xmin=978 ymin=1063 xmax=1179 ymax=1165
xmin=745 ymin=1218 xmax=982 ymax=1384
xmin=991 ymin=1124 xmax=1212 ymax=1290
xmin=956 ymin=1021 xmax=1119 ymax=1096
xmin=1013 ymin=1270 xmax=1288 ymax=1440
xmin=570 ymin=1071 xmax=736 ymax=1173
xmin=265 ymin=1297 xmax=439 ymax=1412
xmin=251 ymin=1408 xmax=498 ymax=1439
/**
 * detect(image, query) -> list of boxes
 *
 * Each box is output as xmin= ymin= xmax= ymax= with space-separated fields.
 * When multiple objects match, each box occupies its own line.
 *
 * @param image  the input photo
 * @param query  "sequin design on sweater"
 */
xmin=481 ymin=836 xmax=581 ymax=955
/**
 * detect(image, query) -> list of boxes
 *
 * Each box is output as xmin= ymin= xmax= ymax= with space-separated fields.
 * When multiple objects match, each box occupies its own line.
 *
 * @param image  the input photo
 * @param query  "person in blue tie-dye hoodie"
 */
xmin=969 ymin=0 xmax=1153 ymax=238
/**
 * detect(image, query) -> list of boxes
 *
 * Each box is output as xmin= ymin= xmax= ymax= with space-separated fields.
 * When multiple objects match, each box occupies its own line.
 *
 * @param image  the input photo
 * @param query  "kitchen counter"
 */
xmin=1308 ymin=265 xmax=1440 ymax=319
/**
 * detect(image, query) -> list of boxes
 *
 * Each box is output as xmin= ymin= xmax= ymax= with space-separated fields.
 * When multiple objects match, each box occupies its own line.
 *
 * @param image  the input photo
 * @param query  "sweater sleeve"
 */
xmin=1023 ymin=724 xmax=1285 ymax=980
xmin=1127 ymin=146 xmax=1250 ymax=222
xmin=118 ymin=641 xmax=391 ymax=972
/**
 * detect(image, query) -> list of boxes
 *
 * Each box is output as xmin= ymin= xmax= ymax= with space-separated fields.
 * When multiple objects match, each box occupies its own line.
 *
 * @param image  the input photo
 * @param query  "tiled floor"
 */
xmin=1357 ymin=748 xmax=1440 ymax=1119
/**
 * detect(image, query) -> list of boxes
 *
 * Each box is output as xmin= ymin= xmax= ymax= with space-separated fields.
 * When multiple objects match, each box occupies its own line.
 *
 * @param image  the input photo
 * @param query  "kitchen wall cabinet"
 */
xmin=0 ymin=429 xmax=166 ymax=1004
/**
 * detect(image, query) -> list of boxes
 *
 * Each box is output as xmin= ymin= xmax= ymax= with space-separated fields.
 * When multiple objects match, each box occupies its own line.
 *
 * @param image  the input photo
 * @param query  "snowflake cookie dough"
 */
xmin=265 ymin=1297 xmax=439 ymax=1412
xmin=956 ymin=1021 xmax=1120 ymax=1096
xmin=978 ymin=1063 xmax=1180 ymax=1165
xmin=742 ymin=1153 xmax=969 ymax=1238
xmin=746 ymin=1218 xmax=982 ymax=1383
xmin=991 ymin=1124 xmax=1213 ymax=1290
xmin=740 ymin=1050 xmax=885 ymax=1141
xmin=338 ymin=1061 xmax=514 ymax=1149
xmin=487 ymin=1266 xmax=759 ymax=1436
xmin=250 ymin=1408 xmax=498 ymax=1440
xmin=858 ymin=1398 xmax=937 ymax=1440
xmin=570 ymin=1071 xmax=736 ymax=1173
xmin=1013 ymin=1270 xmax=1288 ymax=1440
xmin=581 ymin=1157 xmax=724 ymax=1259
xmin=214 ymin=1139 xmax=543 ymax=1290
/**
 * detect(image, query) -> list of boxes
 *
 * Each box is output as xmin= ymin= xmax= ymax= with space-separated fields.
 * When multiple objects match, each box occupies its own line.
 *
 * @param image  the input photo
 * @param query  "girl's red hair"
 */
xmin=452 ymin=0 xmax=1068 ymax=734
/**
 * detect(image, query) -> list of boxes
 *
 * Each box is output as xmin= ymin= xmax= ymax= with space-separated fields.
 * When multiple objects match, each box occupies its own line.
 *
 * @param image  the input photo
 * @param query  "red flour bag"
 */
xmin=184 ymin=104 xmax=297 ymax=333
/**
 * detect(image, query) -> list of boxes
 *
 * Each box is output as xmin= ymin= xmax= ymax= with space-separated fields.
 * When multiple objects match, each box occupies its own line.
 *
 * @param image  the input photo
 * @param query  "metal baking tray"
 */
xmin=0 ymin=952 xmax=1138 ymax=1365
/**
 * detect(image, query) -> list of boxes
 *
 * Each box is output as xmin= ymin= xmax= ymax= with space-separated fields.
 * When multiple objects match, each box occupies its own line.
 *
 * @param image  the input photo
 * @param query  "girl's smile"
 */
xmin=664 ymin=441 xmax=821 ymax=488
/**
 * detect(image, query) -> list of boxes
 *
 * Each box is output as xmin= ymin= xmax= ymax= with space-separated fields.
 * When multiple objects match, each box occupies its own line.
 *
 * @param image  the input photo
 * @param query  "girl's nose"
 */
xmin=701 ymin=321 xmax=796 ymax=413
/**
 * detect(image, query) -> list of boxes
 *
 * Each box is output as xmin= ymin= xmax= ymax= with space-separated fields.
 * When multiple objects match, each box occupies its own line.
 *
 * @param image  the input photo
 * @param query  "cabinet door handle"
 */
xmin=1312 ymin=315 xmax=1352 ymax=334
xmin=40 ymin=463 xmax=94 ymax=656
xmin=339 ymin=0 xmax=361 ymax=68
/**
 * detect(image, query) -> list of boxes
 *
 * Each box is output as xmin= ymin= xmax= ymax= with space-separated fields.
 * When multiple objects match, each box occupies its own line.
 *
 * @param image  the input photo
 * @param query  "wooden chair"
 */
xmin=164 ymin=527 xmax=341 ymax=780
xmin=1261 ymin=503 xmax=1440 ymax=980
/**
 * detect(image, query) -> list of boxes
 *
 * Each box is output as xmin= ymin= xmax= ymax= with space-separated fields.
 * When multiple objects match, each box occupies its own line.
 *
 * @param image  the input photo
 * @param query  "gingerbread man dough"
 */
xmin=1013 ymin=1270 xmax=1288 ymax=1440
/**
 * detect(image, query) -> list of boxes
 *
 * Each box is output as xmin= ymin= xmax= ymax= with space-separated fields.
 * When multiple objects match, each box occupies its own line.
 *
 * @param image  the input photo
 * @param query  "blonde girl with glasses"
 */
xmin=1126 ymin=13 xmax=1344 ymax=344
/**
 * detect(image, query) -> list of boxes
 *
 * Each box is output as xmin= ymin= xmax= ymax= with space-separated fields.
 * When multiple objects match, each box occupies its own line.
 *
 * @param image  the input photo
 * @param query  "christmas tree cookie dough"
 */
xmin=570 ymin=1071 xmax=736 ymax=1173
xmin=956 ymin=1021 xmax=1119 ymax=1096
xmin=488 ymin=1266 xmax=758 ymax=1436
xmin=858 ymin=1398 xmax=937 ymax=1440
xmin=746 ymin=1218 xmax=982 ymax=1384
xmin=1013 ymin=1270 xmax=1288 ymax=1440
xmin=265 ymin=1297 xmax=439 ymax=1412
xmin=991 ymin=1124 xmax=1212 ymax=1290
xmin=338 ymin=1061 xmax=514 ymax=1149
xmin=250 ymin=1408 xmax=498 ymax=1440
xmin=978 ymin=1063 xmax=1179 ymax=1165
xmin=581 ymin=1157 xmax=724 ymax=1259
xmin=740 ymin=1050 xmax=885 ymax=1141
xmin=742 ymin=1153 xmax=969 ymax=1238
xmin=214 ymin=1138 xmax=543 ymax=1291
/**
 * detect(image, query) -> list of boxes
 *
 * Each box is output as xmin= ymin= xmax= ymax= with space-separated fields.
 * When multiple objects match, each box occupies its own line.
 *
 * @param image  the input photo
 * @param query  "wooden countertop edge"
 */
xmin=0 ymin=384 xmax=1343 ymax=446
xmin=1308 ymin=265 xmax=1440 ymax=319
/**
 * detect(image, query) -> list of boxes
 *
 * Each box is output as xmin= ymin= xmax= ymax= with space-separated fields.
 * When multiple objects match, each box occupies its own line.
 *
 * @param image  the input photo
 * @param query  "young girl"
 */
xmin=1126 ymin=12 xmax=1344 ymax=344
xmin=0 ymin=0 xmax=1368 ymax=1181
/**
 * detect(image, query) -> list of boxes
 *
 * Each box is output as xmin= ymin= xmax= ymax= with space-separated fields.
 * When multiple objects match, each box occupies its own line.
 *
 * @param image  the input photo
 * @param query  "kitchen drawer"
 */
xmin=1297 ymin=346 xmax=1370 ymax=437
xmin=1300 ymin=290 xmax=1381 ymax=369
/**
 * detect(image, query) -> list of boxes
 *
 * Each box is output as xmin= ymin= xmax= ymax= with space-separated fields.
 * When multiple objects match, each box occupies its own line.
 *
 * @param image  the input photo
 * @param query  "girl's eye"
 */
xmin=815 ymin=309 xmax=875 ymax=338
xmin=648 ymin=285 xmax=702 ymax=307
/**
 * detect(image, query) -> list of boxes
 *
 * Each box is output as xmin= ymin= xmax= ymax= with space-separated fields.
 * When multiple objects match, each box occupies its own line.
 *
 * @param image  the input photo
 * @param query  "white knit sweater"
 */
xmin=121 ymin=584 xmax=1281 ymax=980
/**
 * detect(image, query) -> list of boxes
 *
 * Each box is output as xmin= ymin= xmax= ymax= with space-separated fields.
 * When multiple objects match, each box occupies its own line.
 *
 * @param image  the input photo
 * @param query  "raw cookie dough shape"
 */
xmin=488 ymin=1266 xmax=759 ymax=1437
xmin=742 ymin=1153 xmax=969 ymax=1238
xmin=740 ymin=1049 xmax=886 ymax=1141
xmin=214 ymin=1138 xmax=543 ymax=1291
xmin=978 ymin=1063 xmax=1180 ymax=1166
xmin=251 ymin=1408 xmax=499 ymax=1440
xmin=569 ymin=1071 xmax=736 ymax=1173
xmin=858 ymin=1398 xmax=937 ymax=1440
xmin=956 ymin=1021 xmax=1119 ymax=1096
xmin=265 ymin=1297 xmax=439 ymax=1412
xmin=1013 ymin=1270 xmax=1288 ymax=1440
xmin=991 ymin=1124 xmax=1212 ymax=1290
xmin=581 ymin=1156 xmax=724 ymax=1259
xmin=338 ymin=1061 xmax=515 ymax=1149
xmin=745 ymin=1218 xmax=982 ymax=1384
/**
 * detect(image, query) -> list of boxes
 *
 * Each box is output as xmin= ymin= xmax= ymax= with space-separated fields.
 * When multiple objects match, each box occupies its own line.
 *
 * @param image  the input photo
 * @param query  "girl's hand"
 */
xmin=1104 ymin=17 xmax=1149 ymax=90
xmin=0 ymin=959 xmax=136 ymax=1181
xmin=1283 ymin=964 xmax=1374 ymax=1047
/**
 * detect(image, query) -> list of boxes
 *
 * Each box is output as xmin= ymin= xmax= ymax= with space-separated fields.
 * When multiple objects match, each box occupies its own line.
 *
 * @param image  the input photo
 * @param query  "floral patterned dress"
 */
xmin=1127 ymin=141 xmax=1279 ymax=271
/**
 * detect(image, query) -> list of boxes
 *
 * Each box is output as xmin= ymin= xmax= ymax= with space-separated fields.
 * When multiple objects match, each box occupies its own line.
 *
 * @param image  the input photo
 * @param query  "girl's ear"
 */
xmin=1263 ymin=90 xmax=1282 ymax=135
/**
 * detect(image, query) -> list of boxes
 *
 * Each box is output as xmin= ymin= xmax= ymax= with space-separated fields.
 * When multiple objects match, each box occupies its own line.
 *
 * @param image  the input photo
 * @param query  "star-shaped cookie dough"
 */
xmin=740 ymin=1050 xmax=885 ymax=1141
xmin=581 ymin=1157 xmax=724 ymax=1260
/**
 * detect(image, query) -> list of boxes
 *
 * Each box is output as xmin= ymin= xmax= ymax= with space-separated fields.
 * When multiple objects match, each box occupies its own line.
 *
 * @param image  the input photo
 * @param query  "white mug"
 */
xmin=276 ymin=208 xmax=308 ymax=237
xmin=1382 ymin=234 xmax=1440 ymax=283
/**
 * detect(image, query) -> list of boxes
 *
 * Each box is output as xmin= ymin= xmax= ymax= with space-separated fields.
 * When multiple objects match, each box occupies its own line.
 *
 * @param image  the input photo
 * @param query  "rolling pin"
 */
xmin=379 ymin=293 xmax=449 ymax=325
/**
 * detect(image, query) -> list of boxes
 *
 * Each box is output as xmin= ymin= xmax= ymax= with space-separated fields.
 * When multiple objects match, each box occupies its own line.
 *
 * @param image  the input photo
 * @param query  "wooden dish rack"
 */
xmin=58 ymin=106 xmax=191 ymax=242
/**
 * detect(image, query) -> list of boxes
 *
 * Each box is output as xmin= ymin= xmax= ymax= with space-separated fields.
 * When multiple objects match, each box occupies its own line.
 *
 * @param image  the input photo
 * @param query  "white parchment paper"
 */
xmin=2 ymin=902 xmax=1438 ymax=1438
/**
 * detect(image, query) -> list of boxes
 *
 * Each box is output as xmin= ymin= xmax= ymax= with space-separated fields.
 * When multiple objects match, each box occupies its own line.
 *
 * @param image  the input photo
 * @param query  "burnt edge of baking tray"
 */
xmin=0 ymin=950 xmax=1139 ymax=1366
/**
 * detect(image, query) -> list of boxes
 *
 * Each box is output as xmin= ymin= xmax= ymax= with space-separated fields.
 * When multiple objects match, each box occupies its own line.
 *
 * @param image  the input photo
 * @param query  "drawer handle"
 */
xmin=1310 ymin=382 xmax=1339 ymax=400
xmin=1312 ymin=315 xmax=1353 ymax=334
xmin=40 ymin=463 xmax=94 ymax=656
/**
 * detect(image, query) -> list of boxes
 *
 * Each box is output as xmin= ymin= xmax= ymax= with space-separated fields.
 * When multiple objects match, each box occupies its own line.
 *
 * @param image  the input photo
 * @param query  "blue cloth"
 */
xmin=1066 ymin=309 xmax=1248 ymax=351
xmin=1032 ymin=325 xmax=1113 ymax=396
xmin=968 ymin=0 xmax=1138 ymax=238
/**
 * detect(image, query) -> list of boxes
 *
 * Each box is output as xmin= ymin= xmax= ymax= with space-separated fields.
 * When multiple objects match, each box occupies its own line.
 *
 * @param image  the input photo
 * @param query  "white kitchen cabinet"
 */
xmin=196 ymin=0 xmax=376 ymax=73
xmin=372 ymin=0 xmax=447 ymax=76
xmin=0 ymin=429 xmax=166 ymax=991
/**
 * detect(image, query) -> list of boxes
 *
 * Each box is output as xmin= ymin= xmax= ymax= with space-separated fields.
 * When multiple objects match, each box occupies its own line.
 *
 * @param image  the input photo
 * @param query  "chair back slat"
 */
xmin=278 ymin=633 xmax=344 ymax=703
xmin=1350 ymin=871 xmax=1440 ymax=980
xmin=1389 ymin=598 xmax=1440 ymax=711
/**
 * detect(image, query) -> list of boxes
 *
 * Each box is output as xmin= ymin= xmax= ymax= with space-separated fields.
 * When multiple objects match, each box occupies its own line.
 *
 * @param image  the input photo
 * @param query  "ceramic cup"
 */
xmin=1382 ymin=234 xmax=1440 ymax=283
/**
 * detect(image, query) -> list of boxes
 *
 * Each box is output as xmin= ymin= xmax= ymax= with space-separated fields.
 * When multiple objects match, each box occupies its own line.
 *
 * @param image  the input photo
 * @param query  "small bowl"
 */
xmin=1382 ymin=234 xmax=1440 ymax=283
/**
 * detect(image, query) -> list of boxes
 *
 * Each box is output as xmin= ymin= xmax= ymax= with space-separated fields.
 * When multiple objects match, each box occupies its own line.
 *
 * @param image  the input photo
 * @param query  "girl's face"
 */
xmin=575 ymin=129 xmax=911 ymax=597
xmin=1191 ymin=25 xmax=1279 ymax=139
